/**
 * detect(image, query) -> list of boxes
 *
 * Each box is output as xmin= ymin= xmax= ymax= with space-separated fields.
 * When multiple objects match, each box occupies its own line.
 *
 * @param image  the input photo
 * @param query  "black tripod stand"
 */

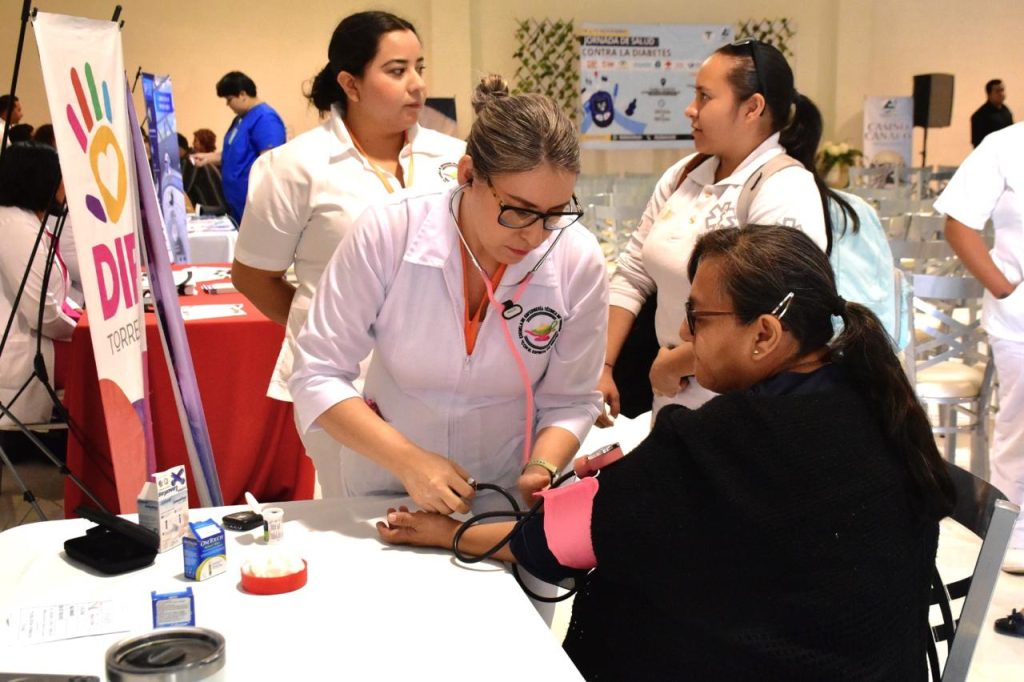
xmin=0 ymin=200 xmax=108 ymax=522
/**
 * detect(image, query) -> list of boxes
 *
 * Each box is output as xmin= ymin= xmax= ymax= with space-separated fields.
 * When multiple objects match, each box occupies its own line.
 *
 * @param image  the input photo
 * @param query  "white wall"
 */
xmin=0 ymin=0 xmax=1017 ymax=174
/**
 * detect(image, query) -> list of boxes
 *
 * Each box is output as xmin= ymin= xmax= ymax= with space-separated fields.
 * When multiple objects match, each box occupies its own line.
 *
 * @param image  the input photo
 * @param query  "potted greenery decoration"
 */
xmin=818 ymin=141 xmax=862 ymax=189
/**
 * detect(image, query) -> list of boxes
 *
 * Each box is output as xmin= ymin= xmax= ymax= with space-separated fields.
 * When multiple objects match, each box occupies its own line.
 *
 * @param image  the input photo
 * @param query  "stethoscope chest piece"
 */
xmin=502 ymin=301 xmax=523 ymax=320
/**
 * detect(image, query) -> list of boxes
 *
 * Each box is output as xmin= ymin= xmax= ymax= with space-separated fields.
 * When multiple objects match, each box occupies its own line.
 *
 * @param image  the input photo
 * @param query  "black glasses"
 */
xmin=731 ymin=39 xmax=768 ymax=115
xmin=488 ymin=183 xmax=583 ymax=231
xmin=685 ymin=291 xmax=794 ymax=336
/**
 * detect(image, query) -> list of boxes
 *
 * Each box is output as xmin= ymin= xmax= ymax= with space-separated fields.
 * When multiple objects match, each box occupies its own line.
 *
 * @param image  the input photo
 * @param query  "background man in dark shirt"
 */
xmin=971 ymin=79 xmax=1013 ymax=147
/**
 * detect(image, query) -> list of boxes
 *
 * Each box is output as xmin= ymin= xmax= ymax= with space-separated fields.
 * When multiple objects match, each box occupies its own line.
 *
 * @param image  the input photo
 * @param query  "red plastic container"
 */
xmin=240 ymin=559 xmax=307 ymax=595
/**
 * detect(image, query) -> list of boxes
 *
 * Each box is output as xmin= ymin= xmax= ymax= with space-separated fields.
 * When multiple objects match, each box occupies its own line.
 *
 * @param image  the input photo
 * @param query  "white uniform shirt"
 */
xmin=235 ymin=106 xmax=465 ymax=400
xmin=934 ymin=122 xmax=1024 ymax=341
xmin=289 ymin=187 xmax=609 ymax=496
xmin=0 ymin=207 xmax=76 ymax=426
xmin=609 ymin=133 xmax=827 ymax=410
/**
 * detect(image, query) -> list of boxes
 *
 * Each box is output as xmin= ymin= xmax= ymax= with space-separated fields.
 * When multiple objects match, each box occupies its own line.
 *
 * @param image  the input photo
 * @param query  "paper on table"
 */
xmin=3 ymin=599 xmax=129 ymax=645
xmin=180 ymin=304 xmax=246 ymax=321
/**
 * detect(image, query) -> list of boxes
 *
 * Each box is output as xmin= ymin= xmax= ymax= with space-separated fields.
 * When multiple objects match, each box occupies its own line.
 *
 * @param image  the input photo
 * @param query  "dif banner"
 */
xmin=142 ymin=73 xmax=190 ymax=264
xmin=34 ymin=11 xmax=152 ymax=511
xmin=863 ymin=96 xmax=914 ymax=168
xmin=579 ymin=23 xmax=732 ymax=150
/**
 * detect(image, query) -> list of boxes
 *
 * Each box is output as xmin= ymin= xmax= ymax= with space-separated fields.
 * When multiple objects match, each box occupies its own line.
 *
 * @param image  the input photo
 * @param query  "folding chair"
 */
xmin=928 ymin=461 xmax=1019 ymax=681
xmin=905 ymin=274 xmax=994 ymax=477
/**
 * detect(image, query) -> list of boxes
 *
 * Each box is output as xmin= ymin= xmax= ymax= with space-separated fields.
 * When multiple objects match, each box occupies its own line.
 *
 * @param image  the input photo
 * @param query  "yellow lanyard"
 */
xmin=347 ymin=125 xmax=414 ymax=194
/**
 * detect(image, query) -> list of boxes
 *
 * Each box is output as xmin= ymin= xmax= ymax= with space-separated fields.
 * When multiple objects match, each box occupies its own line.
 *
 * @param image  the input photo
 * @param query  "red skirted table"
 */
xmin=62 ymin=267 xmax=314 ymax=515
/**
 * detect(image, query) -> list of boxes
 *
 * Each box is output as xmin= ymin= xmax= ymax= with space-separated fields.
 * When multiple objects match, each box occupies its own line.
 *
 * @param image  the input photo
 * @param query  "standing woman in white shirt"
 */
xmin=599 ymin=40 xmax=856 ymax=423
xmin=231 ymin=11 xmax=464 ymax=495
xmin=289 ymin=77 xmax=608 ymax=513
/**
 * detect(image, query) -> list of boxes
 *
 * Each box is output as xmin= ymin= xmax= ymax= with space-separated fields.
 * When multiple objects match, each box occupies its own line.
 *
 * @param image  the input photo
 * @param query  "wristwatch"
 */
xmin=522 ymin=458 xmax=559 ymax=480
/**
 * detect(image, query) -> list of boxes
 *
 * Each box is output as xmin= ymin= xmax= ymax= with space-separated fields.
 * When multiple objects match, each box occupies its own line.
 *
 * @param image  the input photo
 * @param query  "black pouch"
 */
xmin=64 ymin=505 xmax=160 ymax=575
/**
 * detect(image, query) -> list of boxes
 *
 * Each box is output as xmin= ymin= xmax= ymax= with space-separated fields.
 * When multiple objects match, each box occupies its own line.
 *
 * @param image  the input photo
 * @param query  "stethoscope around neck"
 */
xmin=447 ymin=182 xmax=571 ymax=468
xmin=449 ymin=182 xmax=569 ymax=321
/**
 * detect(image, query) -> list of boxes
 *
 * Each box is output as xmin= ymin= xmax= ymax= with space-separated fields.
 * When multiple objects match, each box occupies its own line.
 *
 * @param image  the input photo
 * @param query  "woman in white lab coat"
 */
xmin=0 ymin=143 xmax=78 ymax=428
xmin=230 ymin=12 xmax=464 ymax=495
xmin=289 ymin=76 xmax=608 ymax=514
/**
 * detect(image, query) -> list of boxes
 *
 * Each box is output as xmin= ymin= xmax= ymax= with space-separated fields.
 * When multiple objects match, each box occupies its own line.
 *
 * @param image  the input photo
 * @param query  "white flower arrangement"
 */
xmin=818 ymin=140 xmax=862 ymax=174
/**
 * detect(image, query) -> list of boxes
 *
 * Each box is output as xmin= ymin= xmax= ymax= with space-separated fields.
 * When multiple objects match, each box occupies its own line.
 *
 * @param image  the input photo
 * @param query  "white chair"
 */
xmin=928 ymin=461 xmax=1019 ymax=681
xmin=589 ymin=204 xmax=644 ymax=261
xmin=905 ymin=274 xmax=994 ymax=477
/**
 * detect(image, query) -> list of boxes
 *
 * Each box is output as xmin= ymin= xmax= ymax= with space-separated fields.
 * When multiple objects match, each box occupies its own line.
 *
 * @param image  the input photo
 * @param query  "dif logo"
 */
xmin=66 ymin=63 xmax=138 ymax=321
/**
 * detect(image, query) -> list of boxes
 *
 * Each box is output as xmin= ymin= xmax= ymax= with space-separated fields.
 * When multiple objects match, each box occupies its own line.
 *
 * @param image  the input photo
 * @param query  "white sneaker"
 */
xmin=1002 ymin=548 xmax=1024 ymax=575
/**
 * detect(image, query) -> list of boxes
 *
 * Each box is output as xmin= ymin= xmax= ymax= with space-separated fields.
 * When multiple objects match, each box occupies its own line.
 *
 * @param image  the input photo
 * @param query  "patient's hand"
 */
xmin=376 ymin=506 xmax=459 ymax=549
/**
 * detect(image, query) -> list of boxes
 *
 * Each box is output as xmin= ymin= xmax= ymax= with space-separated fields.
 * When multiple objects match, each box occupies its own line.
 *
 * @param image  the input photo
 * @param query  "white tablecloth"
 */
xmin=0 ymin=496 xmax=583 ymax=680
xmin=187 ymin=228 xmax=237 ymax=264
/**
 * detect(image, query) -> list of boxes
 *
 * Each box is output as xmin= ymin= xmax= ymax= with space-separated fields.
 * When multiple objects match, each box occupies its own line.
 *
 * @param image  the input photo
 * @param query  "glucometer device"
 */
xmin=221 ymin=510 xmax=263 ymax=531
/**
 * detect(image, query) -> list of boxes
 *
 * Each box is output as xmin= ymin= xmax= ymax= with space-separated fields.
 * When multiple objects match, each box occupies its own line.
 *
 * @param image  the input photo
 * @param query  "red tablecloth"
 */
xmin=63 ymin=267 xmax=314 ymax=515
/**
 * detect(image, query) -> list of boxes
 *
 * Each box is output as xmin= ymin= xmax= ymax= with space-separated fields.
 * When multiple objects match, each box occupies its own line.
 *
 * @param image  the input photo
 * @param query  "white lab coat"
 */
xmin=237 ymin=107 xmax=465 ymax=401
xmin=290 ymin=187 xmax=609 ymax=496
xmin=0 ymin=207 xmax=76 ymax=427
xmin=609 ymin=132 xmax=828 ymax=412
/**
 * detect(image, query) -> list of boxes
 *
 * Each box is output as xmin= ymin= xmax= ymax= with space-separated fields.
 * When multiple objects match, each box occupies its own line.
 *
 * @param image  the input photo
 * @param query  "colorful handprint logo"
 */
xmin=66 ymin=63 xmax=126 ymax=224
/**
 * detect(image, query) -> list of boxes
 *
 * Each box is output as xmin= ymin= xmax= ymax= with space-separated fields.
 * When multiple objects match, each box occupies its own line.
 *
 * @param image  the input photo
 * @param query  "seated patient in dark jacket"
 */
xmin=378 ymin=224 xmax=955 ymax=681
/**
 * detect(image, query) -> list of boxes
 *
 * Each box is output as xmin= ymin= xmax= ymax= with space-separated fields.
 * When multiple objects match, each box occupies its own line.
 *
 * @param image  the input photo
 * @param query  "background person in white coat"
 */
xmin=0 ymin=143 xmax=78 ymax=428
xmin=231 ymin=11 xmax=464 ymax=497
xmin=598 ymin=40 xmax=855 ymax=424
xmin=937 ymin=121 xmax=1024 ymax=573
xmin=289 ymin=76 xmax=608 ymax=514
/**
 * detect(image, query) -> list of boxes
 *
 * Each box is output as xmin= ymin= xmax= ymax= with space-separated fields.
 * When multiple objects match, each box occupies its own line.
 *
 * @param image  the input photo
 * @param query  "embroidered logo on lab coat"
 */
xmin=438 ymin=162 xmax=458 ymax=183
xmin=518 ymin=307 xmax=562 ymax=354
xmin=705 ymin=201 xmax=739 ymax=229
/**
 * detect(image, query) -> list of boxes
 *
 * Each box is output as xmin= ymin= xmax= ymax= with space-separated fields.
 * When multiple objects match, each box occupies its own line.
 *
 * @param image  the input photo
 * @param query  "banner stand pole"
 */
xmin=0 ymin=0 xmax=33 ymax=157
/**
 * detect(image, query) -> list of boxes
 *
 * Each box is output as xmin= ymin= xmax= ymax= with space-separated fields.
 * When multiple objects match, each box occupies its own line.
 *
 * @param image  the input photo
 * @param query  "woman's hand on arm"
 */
xmin=317 ymin=398 xmax=475 ymax=515
xmin=518 ymin=426 xmax=580 ymax=506
xmin=192 ymin=151 xmax=221 ymax=168
xmin=595 ymin=305 xmax=638 ymax=427
xmin=649 ymin=343 xmax=694 ymax=397
xmin=376 ymin=506 xmax=517 ymax=562
xmin=230 ymin=259 xmax=295 ymax=325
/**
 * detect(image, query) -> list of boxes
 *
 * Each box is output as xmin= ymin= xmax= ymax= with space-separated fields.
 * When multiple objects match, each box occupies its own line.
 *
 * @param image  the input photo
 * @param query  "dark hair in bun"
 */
xmin=306 ymin=11 xmax=417 ymax=115
xmin=466 ymin=74 xmax=579 ymax=180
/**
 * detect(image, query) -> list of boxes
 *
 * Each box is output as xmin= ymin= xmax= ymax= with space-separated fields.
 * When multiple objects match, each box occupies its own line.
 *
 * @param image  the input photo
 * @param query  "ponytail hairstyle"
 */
xmin=714 ymin=41 xmax=860 ymax=249
xmin=465 ymin=74 xmax=579 ymax=181
xmin=305 ymin=11 xmax=417 ymax=116
xmin=688 ymin=224 xmax=955 ymax=522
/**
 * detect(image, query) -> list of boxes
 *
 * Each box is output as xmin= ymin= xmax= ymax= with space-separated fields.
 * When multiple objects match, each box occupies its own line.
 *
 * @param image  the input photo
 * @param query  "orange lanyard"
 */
xmin=460 ymin=242 xmax=506 ymax=355
xmin=346 ymin=125 xmax=413 ymax=194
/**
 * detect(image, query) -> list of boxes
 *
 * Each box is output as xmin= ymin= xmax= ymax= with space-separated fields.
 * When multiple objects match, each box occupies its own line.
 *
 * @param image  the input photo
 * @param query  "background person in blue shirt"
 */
xmin=193 ymin=71 xmax=285 ymax=224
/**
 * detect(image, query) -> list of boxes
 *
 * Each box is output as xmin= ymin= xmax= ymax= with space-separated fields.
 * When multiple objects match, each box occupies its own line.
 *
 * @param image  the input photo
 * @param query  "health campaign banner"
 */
xmin=579 ymin=23 xmax=733 ymax=150
xmin=141 ymin=73 xmax=190 ymax=264
xmin=34 ymin=11 xmax=154 ymax=511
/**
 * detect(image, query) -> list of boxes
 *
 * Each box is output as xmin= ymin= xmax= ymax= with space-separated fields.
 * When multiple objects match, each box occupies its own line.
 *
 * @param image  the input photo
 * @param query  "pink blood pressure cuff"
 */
xmin=537 ymin=477 xmax=600 ymax=570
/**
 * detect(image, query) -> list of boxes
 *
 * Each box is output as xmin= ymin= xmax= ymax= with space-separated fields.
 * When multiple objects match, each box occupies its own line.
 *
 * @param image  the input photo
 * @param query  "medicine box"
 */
xmin=137 ymin=465 xmax=189 ymax=553
xmin=183 ymin=519 xmax=226 ymax=581
xmin=152 ymin=587 xmax=196 ymax=628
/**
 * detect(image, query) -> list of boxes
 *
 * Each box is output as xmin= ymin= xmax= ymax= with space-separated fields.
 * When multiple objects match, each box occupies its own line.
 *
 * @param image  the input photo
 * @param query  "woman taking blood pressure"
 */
xmin=380 ymin=225 xmax=952 ymax=680
xmin=289 ymin=76 xmax=608 ymax=513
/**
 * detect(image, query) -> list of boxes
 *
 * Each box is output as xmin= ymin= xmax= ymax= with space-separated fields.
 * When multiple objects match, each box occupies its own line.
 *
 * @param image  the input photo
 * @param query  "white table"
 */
xmin=0 ymin=496 xmax=584 ymax=680
xmin=187 ymin=215 xmax=237 ymax=263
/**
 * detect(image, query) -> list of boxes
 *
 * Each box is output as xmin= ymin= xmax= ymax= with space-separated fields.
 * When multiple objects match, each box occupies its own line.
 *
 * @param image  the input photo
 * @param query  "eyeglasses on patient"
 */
xmin=488 ymin=182 xmax=583 ymax=231
xmin=685 ymin=290 xmax=795 ymax=336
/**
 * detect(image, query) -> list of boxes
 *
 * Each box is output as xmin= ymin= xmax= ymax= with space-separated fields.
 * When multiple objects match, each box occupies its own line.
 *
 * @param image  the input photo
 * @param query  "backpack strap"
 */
xmin=735 ymin=153 xmax=802 ymax=225
xmin=672 ymin=153 xmax=712 ymax=193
